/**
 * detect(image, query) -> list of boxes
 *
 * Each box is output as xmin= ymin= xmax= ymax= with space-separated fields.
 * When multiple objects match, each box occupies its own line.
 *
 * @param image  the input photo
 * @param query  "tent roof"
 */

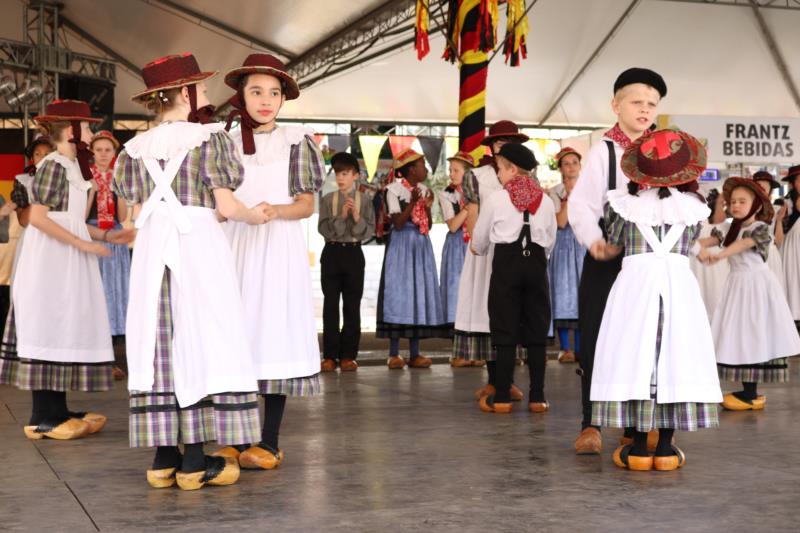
xmin=2 ymin=0 xmax=800 ymax=126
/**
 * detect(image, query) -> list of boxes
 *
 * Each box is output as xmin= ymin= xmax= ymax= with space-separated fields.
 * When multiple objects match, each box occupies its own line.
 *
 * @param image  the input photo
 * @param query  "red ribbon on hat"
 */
xmin=224 ymin=89 xmax=261 ymax=155
xmin=186 ymin=84 xmax=216 ymax=125
xmin=68 ymin=121 xmax=94 ymax=181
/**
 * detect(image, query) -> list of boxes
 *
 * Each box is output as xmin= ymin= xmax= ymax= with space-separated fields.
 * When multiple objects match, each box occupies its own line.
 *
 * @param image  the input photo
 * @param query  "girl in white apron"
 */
xmin=117 ymin=54 xmax=265 ymax=490
xmin=688 ymin=188 xmax=730 ymax=319
xmin=591 ymin=129 xmax=722 ymax=472
xmin=438 ymin=151 xmax=472 ymax=368
xmin=454 ymin=121 xmax=528 ymax=401
xmin=0 ymin=100 xmax=128 ymax=441
xmin=781 ymin=166 xmax=800 ymax=325
xmin=213 ymin=54 xmax=324 ymax=471
xmin=697 ymin=177 xmax=800 ymax=412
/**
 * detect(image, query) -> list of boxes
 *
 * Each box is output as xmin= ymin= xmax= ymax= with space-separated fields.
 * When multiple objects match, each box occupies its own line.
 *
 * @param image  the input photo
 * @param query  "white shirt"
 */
xmin=385 ymin=181 xmax=431 ymax=215
xmin=471 ymin=188 xmax=557 ymax=256
xmin=568 ymin=138 xmax=628 ymax=248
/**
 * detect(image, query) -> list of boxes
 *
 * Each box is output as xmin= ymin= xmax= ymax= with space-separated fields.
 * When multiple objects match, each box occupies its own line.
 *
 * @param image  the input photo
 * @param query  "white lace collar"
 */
xmin=38 ymin=152 xmax=92 ymax=192
xmin=608 ymin=187 xmax=709 ymax=227
xmin=124 ymin=121 xmax=226 ymax=160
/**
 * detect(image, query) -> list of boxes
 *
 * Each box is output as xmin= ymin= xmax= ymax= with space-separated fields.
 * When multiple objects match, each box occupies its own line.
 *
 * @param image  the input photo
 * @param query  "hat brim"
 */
xmin=34 ymin=115 xmax=102 ymax=124
xmin=130 ymin=71 xmax=218 ymax=102
xmin=621 ymin=130 xmax=707 ymax=187
xmin=224 ymin=67 xmax=300 ymax=100
xmin=393 ymin=153 xmax=424 ymax=169
xmin=722 ymin=178 xmax=775 ymax=223
xmin=480 ymin=132 xmax=529 ymax=146
xmin=447 ymin=155 xmax=474 ymax=167
xmin=782 ymin=171 xmax=800 ymax=182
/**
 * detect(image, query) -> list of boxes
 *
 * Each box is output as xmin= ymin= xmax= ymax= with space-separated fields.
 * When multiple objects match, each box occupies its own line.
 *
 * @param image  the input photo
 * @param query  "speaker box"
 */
xmin=60 ymin=75 xmax=115 ymax=129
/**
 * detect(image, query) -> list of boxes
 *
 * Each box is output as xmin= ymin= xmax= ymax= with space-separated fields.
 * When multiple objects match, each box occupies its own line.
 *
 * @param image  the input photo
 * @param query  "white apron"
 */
xmin=224 ymin=140 xmax=320 ymax=381
xmin=126 ymin=150 xmax=258 ymax=407
xmin=783 ymin=222 xmax=800 ymax=320
xmin=713 ymin=230 xmax=800 ymax=366
xmin=13 ymin=153 xmax=112 ymax=363
xmin=591 ymin=223 xmax=721 ymax=404
xmin=454 ymin=165 xmax=501 ymax=333
xmin=689 ymin=221 xmax=730 ymax=320
xmin=766 ymin=219 xmax=786 ymax=297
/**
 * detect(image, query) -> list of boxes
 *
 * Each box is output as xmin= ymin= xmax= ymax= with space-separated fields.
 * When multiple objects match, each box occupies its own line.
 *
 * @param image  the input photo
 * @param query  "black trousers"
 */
xmin=489 ymin=242 xmax=550 ymax=402
xmin=321 ymin=243 xmax=365 ymax=360
xmin=577 ymin=253 xmax=622 ymax=429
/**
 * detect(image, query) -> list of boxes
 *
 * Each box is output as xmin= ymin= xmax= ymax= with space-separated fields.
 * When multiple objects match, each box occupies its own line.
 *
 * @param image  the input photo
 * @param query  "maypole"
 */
xmin=416 ymin=0 xmax=530 ymax=162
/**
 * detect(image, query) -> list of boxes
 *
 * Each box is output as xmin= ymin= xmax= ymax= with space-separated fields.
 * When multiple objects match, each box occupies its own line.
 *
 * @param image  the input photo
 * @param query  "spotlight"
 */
xmin=0 ymin=76 xmax=17 ymax=98
xmin=7 ymin=79 xmax=43 ymax=107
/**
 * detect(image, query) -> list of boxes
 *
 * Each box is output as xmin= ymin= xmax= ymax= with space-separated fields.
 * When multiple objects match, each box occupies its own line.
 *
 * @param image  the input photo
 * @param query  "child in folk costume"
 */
xmin=781 ymin=166 xmax=800 ymax=324
xmin=455 ymin=121 xmax=528 ymax=398
xmin=377 ymin=148 xmax=448 ymax=369
xmin=591 ymin=129 xmax=722 ymax=472
xmin=0 ymin=100 xmax=131 ymax=441
xmin=547 ymin=147 xmax=586 ymax=364
xmin=115 ymin=54 xmax=265 ymax=490
xmin=752 ymin=171 xmax=787 ymax=296
xmin=568 ymin=67 xmax=667 ymax=455
xmin=689 ymin=189 xmax=730 ymax=319
xmin=439 ymin=151 xmax=473 ymax=367
xmin=697 ymin=177 xmax=800 ymax=411
xmin=471 ymin=144 xmax=556 ymax=414
xmin=319 ymin=152 xmax=375 ymax=373
xmin=215 ymin=54 xmax=324 ymax=469
xmin=87 ymin=130 xmax=131 ymax=380
xmin=0 ymin=137 xmax=53 ymax=340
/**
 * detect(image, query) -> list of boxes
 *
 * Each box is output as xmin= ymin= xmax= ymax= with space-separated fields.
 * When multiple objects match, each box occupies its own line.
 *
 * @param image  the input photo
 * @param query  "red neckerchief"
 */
xmin=604 ymin=123 xmax=636 ymax=150
xmin=504 ymin=175 xmax=544 ymax=214
xmin=400 ymin=178 xmax=430 ymax=235
xmin=90 ymin=164 xmax=116 ymax=230
xmin=449 ymin=182 xmax=470 ymax=242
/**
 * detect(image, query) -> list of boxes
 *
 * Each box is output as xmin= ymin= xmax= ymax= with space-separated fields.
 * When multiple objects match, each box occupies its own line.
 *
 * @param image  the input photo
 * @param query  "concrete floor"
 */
xmin=1 ymin=362 xmax=799 ymax=532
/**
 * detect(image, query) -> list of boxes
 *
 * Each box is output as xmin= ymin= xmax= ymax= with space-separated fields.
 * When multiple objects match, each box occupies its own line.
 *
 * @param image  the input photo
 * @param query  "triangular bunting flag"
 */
xmin=389 ymin=135 xmax=416 ymax=157
xmin=313 ymin=134 xmax=325 ymax=147
xmin=418 ymin=137 xmax=445 ymax=174
xmin=444 ymin=137 xmax=460 ymax=159
xmin=328 ymin=134 xmax=351 ymax=154
xmin=359 ymin=135 xmax=387 ymax=181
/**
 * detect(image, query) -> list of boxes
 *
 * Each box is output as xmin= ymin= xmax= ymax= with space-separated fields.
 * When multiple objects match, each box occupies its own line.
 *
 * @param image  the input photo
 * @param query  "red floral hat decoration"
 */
xmin=621 ymin=129 xmax=707 ymax=187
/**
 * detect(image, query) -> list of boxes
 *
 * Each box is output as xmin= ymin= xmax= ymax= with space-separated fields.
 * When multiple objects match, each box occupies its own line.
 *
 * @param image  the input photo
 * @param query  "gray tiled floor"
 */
xmin=1 ymin=362 xmax=799 ymax=532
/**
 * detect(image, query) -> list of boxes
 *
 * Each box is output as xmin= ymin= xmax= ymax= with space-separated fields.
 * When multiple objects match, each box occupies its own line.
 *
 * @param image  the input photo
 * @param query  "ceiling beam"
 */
xmin=147 ymin=0 xmax=295 ymax=60
xmin=60 ymin=15 xmax=142 ymax=78
xmin=748 ymin=0 xmax=800 ymax=111
xmin=536 ymin=0 xmax=642 ymax=126
xmin=655 ymin=0 xmax=800 ymax=10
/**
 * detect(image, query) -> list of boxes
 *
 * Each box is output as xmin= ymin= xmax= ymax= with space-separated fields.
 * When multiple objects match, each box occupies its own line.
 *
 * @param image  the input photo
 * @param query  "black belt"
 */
xmin=326 ymin=241 xmax=361 ymax=247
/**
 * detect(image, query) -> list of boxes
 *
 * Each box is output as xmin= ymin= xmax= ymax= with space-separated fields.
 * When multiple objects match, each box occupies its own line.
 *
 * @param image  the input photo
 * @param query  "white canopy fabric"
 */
xmin=2 ymin=0 xmax=800 ymax=126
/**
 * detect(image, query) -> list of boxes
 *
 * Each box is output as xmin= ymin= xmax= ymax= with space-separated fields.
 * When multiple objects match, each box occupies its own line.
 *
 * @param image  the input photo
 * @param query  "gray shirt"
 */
xmin=318 ymin=189 xmax=375 ymax=243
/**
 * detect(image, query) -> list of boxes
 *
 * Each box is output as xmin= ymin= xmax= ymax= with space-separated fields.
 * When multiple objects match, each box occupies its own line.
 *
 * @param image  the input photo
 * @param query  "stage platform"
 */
xmin=1 ymin=362 xmax=798 ymax=532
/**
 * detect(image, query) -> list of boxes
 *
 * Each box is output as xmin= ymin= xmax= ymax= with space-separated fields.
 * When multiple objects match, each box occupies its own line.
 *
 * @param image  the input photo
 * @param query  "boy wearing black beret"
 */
xmin=471 ymin=144 xmax=556 ymax=413
xmin=568 ymin=67 xmax=667 ymax=454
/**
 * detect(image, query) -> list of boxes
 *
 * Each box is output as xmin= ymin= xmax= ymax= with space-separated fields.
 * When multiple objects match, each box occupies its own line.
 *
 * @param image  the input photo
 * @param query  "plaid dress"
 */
xmin=0 ymin=159 xmax=112 ymax=392
xmin=711 ymin=223 xmax=791 ymax=383
xmin=591 ymin=204 xmax=719 ymax=432
xmin=114 ymin=128 xmax=260 ymax=447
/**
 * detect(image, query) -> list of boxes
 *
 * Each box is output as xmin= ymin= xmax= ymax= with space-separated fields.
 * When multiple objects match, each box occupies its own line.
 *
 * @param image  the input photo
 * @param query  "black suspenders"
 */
xmin=605 ymin=140 xmax=616 ymax=190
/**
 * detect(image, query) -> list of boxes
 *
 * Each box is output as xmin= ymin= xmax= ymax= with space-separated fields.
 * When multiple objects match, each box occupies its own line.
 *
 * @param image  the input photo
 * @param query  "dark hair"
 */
xmin=627 ymin=180 xmax=705 ymax=202
xmin=238 ymin=74 xmax=287 ymax=95
xmin=331 ymin=153 xmax=360 ymax=174
xmin=142 ymin=87 xmax=181 ymax=115
xmin=706 ymin=189 xmax=720 ymax=222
